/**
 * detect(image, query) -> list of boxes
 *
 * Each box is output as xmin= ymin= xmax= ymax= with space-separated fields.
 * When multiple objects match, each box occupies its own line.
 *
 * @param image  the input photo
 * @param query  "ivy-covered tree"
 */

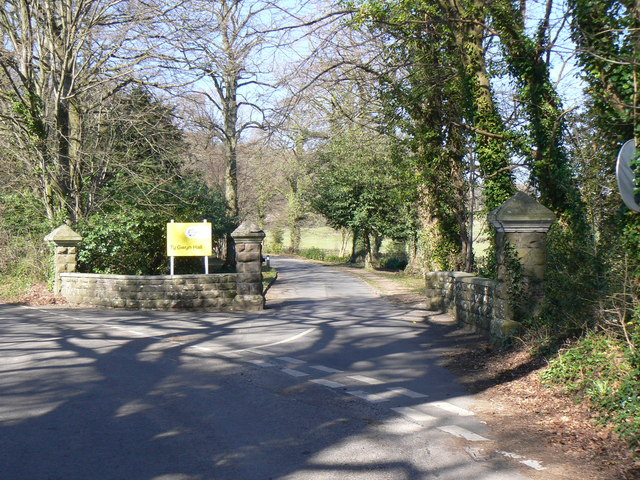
xmin=354 ymin=0 xmax=516 ymax=271
xmin=567 ymin=0 xmax=640 ymax=336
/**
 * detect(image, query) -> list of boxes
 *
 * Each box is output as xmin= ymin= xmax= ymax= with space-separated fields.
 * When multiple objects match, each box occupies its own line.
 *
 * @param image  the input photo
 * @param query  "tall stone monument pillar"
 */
xmin=231 ymin=222 xmax=266 ymax=311
xmin=488 ymin=192 xmax=556 ymax=334
xmin=44 ymin=224 xmax=83 ymax=295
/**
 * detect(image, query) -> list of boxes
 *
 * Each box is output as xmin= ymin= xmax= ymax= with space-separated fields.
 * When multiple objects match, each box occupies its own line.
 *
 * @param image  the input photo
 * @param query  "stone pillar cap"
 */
xmin=488 ymin=192 xmax=556 ymax=233
xmin=231 ymin=221 xmax=266 ymax=241
xmin=45 ymin=224 xmax=83 ymax=244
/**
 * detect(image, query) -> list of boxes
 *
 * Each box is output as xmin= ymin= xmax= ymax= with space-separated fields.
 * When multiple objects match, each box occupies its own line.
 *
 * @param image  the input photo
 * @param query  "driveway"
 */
xmin=0 ymin=257 xmax=536 ymax=479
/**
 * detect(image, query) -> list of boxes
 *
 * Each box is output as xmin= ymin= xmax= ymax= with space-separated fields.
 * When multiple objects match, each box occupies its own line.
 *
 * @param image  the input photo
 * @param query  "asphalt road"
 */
xmin=0 ymin=257 xmax=536 ymax=480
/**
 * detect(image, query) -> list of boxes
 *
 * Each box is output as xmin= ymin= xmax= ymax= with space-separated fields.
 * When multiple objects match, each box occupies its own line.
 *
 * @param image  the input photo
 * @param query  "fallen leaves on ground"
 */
xmin=14 ymin=282 xmax=68 ymax=306
xmin=442 ymin=341 xmax=640 ymax=480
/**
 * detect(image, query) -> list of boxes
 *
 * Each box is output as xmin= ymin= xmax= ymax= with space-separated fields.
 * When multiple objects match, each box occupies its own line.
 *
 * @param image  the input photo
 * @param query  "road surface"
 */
xmin=0 ymin=257 xmax=537 ymax=479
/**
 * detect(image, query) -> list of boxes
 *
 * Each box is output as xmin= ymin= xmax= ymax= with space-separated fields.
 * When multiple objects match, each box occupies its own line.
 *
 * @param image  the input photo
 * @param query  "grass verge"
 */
xmin=262 ymin=267 xmax=277 ymax=294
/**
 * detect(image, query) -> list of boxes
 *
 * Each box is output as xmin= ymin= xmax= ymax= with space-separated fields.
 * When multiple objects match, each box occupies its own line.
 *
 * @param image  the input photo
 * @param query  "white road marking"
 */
xmin=276 ymin=356 xmax=306 ymax=364
xmin=369 ymin=389 xmax=403 ymax=401
xmin=247 ymin=359 xmax=275 ymax=367
xmin=520 ymin=460 xmax=546 ymax=471
xmin=386 ymin=387 xmax=428 ymax=399
xmin=282 ymin=368 xmax=308 ymax=377
xmin=497 ymin=451 xmax=523 ymax=459
xmin=310 ymin=365 xmax=344 ymax=373
xmin=391 ymin=407 xmax=437 ymax=427
xmin=222 ymin=328 xmax=315 ymax=354
xmin=438 ymin=425 xmax=488 ymax=442
xmin=347 ymin=390 xmax=389 ymax=403
xmin=497 ymin=452 xmax=546 ymax=471
xmin=429 ymin=401 xmax=475 ymax=417
xmin=246 ymin=349 xmax=272 ymax=356
xmin=311 ymin=379 xmax=345 ymax=388
xmin=347 ymin=375 xmax=383 ymax=385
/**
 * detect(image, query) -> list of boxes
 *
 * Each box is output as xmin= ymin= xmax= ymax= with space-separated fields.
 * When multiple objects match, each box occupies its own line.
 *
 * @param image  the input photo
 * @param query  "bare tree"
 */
xmin=164 ymin=0 xmax=302 ymax=219
xmin=0 ymin=0 xmax=161 ymax=223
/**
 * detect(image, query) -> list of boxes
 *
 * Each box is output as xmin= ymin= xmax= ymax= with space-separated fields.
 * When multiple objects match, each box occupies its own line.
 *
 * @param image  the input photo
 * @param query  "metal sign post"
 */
xmin=170 ymin=219 xmax=175 ymax=275
xmin=203 ymin=219 xmax=209 ymax=274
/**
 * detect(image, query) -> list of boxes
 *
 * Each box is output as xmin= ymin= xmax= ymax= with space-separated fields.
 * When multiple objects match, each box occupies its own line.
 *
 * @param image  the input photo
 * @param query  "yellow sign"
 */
xmin=166 ymin=222 xmax=212 ymax=257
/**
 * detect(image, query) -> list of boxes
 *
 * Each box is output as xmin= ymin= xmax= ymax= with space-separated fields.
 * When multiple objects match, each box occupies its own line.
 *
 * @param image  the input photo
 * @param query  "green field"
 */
xmin=264 ymin=224 xmax=490 ymax=260
xmin=264 ymin=226 xmax=348 ymax=254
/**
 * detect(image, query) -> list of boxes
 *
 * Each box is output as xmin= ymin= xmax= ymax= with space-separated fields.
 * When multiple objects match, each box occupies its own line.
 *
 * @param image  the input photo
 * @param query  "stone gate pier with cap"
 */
xmin=425 ymin=192 xmax=556 ymax=340
xmin=51 ymin=221 xmax=267 ymax=313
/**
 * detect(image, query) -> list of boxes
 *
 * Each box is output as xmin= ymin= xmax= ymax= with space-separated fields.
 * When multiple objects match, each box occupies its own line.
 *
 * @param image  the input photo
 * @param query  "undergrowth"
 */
xmin=541 ymin=331 xmax=640 ymax=449
xmin=297 ymin=247 xmax=349 ymax=263
xmin=0 ymin=228 xmax=51 ymax=301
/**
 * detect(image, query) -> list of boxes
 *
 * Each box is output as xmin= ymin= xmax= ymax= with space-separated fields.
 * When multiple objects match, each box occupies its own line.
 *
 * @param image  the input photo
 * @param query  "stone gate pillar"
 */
xmin=231 ymin=222 xmax=266 ymax=311
xmin=488 ymin=192 xmax=556 ymax=335
xmin=44 ymin=224 xmax=83 ymax=295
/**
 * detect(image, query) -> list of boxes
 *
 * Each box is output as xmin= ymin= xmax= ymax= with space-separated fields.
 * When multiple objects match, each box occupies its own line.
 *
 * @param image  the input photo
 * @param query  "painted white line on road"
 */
xmin=248 ymin=359 xmax=275 ymax=367
xmin=438 ymin=425 xmax=488 ymax=442
xmin=310 ymin=365 xmax=344 ymax=374
xmin=347 ymin=375 xmax=383 ymax=385
xmin=311 ymin=379 xmax=345 ymax=388
xmin=369 ymin=389 xmax=403 ymax=401
xmin=497 ymin=451 xmax=523 ymax=459
xmin=246 ymin=349 xmax=271 ymax=356
xmin=520 ymin=459 xmax=546 ymax=471
xmin=276 ymin=356 xmax=306 ymax=364
xmin=391 ymin=407 xmax=437 ymax=427
xmin=497 ymin=452 xmax=546 ymax=471
xmin=347 ymin=390 xmax=389 ymax=403
xmin=282 ymin=368 xmax=308 ymax=377
xmin=387 ymin=387 xmax=428 ymax=399
xmin=223 ymin=328 xmax=315 ymax=354
xmin=429 ymin=401 xmax=475 ymax=417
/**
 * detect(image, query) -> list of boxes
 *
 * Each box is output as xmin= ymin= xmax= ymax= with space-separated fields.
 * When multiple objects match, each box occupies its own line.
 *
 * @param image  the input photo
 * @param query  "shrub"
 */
xmin=536 ymin=223 xmax=601 ymax=336
xmin=325 ymin=254 xmax=349 ymax=263
xmin=380 ymin=255 xmax=408 ymax=270
xmin=77 ymin=210 xmax=165 ymax=274
xmin=541 ymin=331 xmax=640 ymax=447
xmin=77 ymin=178 xmax=233 ymax=275
xmin=299 ymin=247 xmax=326 ymax=260
xmin=0 ymin=191 xmax=53 ymax=298
xmin=265 ymin=228 xmax=285 ymax=254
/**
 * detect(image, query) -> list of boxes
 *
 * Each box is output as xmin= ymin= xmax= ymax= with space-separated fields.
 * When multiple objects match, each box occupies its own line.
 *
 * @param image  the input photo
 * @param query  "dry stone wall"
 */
xmin=425 ymin=271 xmax=516 ymax=339
xmin=425 ymin=193 xmax=556 ymax=341
xmin=51 ymin=221 xmax=267 ymax=313
xmin=60 ymin=273 xmax=237 ymax=311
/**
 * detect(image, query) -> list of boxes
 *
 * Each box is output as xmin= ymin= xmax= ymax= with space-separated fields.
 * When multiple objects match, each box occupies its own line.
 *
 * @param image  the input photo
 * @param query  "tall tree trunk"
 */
xmin=223 ymin=73 xmax=239 ymax=267
xmin=349 ymin=228 xmax=359 ymax=263
xmin=339 ymin=227 xmax=348 ymax=258
xmin=363 ymin=230 xmax=373 ymax=269
xmin=370 ymin=233 xmax=382 ymax=268
xmin=448 ymin=0 xmax=514 ymax=212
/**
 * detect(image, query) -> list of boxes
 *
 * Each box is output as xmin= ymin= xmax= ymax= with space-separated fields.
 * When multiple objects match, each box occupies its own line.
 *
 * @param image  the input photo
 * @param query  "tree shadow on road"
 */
xmin=0 ymin=282 xmax=528 ymax=480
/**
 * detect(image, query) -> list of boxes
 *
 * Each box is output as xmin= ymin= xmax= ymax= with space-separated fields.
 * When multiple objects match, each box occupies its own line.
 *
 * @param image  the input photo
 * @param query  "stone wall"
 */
xmin=425 ymin=271 xmax=517 ymax=339
xmin=425 ymin=193 xmax=556 ymax=341
xmin=60 ymin=273 xmax=237 ymax=311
